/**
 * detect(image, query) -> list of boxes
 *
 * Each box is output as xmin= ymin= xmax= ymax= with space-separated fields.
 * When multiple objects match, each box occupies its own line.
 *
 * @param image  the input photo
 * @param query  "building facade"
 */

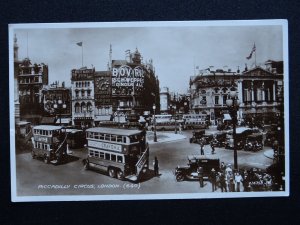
xmin=41 ymin=82 xmax=72 ymax=125
xmin=189 ymin=62 xmax=283 ymax=125
xmin=16 ymin=57 xmax=49 ymax=124
xmin=109 ymin=48 xmax=160 ymax=122
xmin=71 ymin=67 xmax=95 ymax=128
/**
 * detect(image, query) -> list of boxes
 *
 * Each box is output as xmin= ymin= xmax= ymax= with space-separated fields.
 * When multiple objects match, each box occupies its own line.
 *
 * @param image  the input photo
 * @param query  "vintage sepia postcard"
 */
xmin=9 ymin=20 xmax=289 ymax=202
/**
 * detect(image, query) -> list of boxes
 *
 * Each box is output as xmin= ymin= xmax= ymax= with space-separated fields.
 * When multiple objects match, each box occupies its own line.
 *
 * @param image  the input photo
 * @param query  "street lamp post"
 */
xmin=153 ymin=104 xmax=157 ymax=142
xmin=53 ymin=99 xmax=67 ymax=126
xmin=173 ymin=106 xmax=178 ymax=134
xmin=226 ymin=89 xmax=241 ymax=171
xmin=117 ymin=106 xmax=121 ymax=128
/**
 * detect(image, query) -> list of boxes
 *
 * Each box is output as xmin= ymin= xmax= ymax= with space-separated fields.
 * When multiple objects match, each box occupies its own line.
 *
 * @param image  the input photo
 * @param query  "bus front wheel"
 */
xmin=108 ymin=168 xmax=116 ymax=178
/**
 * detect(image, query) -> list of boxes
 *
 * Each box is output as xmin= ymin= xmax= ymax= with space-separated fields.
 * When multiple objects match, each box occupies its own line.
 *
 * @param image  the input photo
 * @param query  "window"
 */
xmin=111 ymin=135 xmax=117 ymax=142
xmin=117 ymin=156 xmax=123 ymax=163
xmin=105 ymin=134 xmax=111 ymax=141
xmin=117 ymin=136 xmax=123 ymax=142
xmin=105 ymin=153 xmax=110 ymax=160
xmin=95 ymin=151 xmax=99 ymax=158
xmin=75 ymin=103 xmax=80 ymax=113
xmin=99 ymin=134 xmax=105 ymax=140
xmin=94 ymin=132 xmax=99 ymax=139
xmin=100 ymin=152 xmax=104 ymax=159
xmin=89 ymin=150 xmax=94 ymax=156
xmin=215 ymin=96 xmax=219 ymax=105
xmin=111 ymin=154 xmax=116 ymax=162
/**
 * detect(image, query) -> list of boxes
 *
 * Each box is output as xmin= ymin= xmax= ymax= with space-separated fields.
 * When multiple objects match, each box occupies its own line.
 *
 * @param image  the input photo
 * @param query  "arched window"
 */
xmin=87 ymin=102 xmax=92 ymax=112
xmin=75 ymin=102 xmax=80 ymax=113
xmin=81 ymin=102 xmax=86 ymax=113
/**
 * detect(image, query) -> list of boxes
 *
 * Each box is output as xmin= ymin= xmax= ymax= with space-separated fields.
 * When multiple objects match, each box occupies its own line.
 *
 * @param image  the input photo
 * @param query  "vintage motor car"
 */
xmin=175 ymin=155 xmax=220 ymax=181
xmin=244 ymin=133 xmax=263 ymax=151
xmin=213 ymin=131 xmax=227 ymax=147
xmin=189 ymin=129 xmax=205 ymax=143
xmin=202 ymin=133 xmax=214 ymax=145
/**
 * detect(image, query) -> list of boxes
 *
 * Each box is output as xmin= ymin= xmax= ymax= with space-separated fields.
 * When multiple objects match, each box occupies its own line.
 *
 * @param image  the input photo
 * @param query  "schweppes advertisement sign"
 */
xmin=112 ymin=65 xmax=144 ymax=88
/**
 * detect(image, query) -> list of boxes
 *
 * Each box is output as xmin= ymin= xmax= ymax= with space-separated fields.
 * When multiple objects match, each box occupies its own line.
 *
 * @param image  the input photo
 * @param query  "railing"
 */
xmin=55 ymin=134 xmax=68 ymax=155
xmin=135 ymin=146 xmax=149 ymax=175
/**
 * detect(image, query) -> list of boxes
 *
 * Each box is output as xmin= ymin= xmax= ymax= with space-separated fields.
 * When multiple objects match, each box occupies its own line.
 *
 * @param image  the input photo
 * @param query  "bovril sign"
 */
xmin=112 ymin=65 xmax=144 ymax=87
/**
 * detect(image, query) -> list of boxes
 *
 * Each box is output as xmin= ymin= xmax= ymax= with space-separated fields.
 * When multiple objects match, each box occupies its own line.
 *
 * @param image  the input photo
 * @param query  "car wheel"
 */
xmin=31 ymin=151 xmax=36 ymax=159
xmin=108 ymin=168 xmax=116 ymax=178
xmin=116 ymin=170 xmax=124 ymax=180
xmin=176 ymin=173 xmax=185 ymax=182
xmin=44 ymin=155 xmax=49 ymax=164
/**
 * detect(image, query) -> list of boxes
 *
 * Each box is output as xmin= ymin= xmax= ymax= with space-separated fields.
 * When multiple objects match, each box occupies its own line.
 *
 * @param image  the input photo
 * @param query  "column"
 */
xmin=237 ymin=80 xmax=243 ymax=106
xmin=251 ymin=80 xmax=255 ymax=102
xmin=273 ymin=81 xmax=276 ymax=102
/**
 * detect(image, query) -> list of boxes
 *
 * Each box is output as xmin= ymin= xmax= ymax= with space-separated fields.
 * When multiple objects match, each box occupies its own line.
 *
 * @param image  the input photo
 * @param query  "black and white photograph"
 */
xmin=9 ymin=20 xmax=289 ymax=202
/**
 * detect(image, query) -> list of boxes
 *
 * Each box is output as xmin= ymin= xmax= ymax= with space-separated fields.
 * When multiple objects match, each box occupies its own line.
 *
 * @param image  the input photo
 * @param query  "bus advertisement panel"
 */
xmin=84 ymin=127 xmax=149 ymax=181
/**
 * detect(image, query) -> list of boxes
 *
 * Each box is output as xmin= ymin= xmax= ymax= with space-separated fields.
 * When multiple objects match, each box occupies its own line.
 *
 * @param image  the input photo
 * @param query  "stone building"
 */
xmin=189 ymin=61 xmax=283 ymax=125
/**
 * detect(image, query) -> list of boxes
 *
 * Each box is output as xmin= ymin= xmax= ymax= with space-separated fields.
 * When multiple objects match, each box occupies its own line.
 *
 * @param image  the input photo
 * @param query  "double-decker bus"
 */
xmin=154 ymin=114 xmax=172 ymax=123
xmin=83 ymin=127 xmax=149 ymax=182
xmin=183 ymin=113 xmax=208 ymax=130
xmin=31 ymin=125 xmax=67 ymax=164
xmin=65 ymin=128 xmax=86 ymax=149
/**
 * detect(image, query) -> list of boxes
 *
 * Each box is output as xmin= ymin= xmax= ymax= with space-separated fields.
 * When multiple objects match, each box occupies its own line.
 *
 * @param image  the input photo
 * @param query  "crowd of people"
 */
xmin=198 ymin=162 xmax=276 ymax=192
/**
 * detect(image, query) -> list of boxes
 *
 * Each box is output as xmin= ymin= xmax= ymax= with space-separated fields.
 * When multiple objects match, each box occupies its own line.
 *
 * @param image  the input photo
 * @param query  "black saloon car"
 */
xmin=175 ymin=155 xmax=220 ymax=181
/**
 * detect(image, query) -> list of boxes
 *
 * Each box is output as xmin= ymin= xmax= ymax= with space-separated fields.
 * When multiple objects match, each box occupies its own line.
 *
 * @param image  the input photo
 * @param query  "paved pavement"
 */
xmin=147 ymin=131 xmax=186 ymax=144
xmin=264 ymin=149 xmax=274 ymax=159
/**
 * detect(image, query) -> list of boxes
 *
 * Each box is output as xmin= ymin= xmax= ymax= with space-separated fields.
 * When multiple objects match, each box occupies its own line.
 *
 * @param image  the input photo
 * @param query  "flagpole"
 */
xmin=82 ymin=43 xmax=83 ymax=67
xmin=254 ymin=42 xmax=256 ymax=67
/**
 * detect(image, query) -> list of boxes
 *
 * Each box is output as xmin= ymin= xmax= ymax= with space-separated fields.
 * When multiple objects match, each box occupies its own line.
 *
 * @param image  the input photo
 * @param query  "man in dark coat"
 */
xmin=197 ymin=166 xmax=204 ymax=188
xmin=219 ymin=172 xmax=227 ymax=192
xmin=210 ymin=168 xmax=217 ymax=192
xmin=154 ymin=156 xmax=159 ymax=176
xmin=210 ymin=138 xmax=216 ymax=154
xmin=200 ymin=140 xmax=205 ymax=155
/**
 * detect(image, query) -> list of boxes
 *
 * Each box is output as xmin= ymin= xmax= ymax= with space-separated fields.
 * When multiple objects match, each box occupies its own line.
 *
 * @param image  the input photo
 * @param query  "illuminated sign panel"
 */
xmin=111 ymin=65 xmax=145 ymax=95
xmin=71 ymin=69 xmax=95 ymax=81
xmin=94 ymin=72 xmax=112 ymax=106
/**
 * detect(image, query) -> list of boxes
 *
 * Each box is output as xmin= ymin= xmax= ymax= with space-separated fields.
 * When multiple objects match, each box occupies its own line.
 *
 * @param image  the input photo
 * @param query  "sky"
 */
xmin=13 ymin=22 xmax=284 ymax=93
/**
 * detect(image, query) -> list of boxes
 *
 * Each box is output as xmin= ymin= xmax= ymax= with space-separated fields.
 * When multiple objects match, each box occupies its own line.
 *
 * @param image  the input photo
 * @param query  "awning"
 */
xmin=223 ymin=114 xmax=232 ymax=121
xmin=55 ymin=118 xmax=71 ymax=124
xmin=40 ymin=117 xmax=56 ymax=125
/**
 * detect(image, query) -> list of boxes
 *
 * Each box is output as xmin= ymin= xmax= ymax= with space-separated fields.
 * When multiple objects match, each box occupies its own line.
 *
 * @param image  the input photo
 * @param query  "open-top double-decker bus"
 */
xmin=83 ymin=127 xmax=149 ymax=182
xmin=31 ymin=125 xmax=68 ymax=164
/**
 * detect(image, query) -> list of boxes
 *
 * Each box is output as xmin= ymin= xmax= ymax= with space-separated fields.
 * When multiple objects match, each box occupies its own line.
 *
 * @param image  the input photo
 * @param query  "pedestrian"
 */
xmin=220 ymin=162 xmax=226 ymax=174
xmin=179 ymin=123 xmax=182 ymax=134
xmin=200 ymin=140 xmax=204 ymax=155
xmin=219 ymin=172 xmax=227 ymax=192
xmin=210 ymin=168 xmax=217 ymax=192
xmin=230 ymin=174 xmax=235 ymax=192
xmin=197 ymin=166 xmax=204 ymax=188
xmin=154 ymin=156 xmax=159 ymax=176
xmin=234 ymin=172 xmax=243 ymax=192
xmin=210 ymin=139 xmax=216 ymax=154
